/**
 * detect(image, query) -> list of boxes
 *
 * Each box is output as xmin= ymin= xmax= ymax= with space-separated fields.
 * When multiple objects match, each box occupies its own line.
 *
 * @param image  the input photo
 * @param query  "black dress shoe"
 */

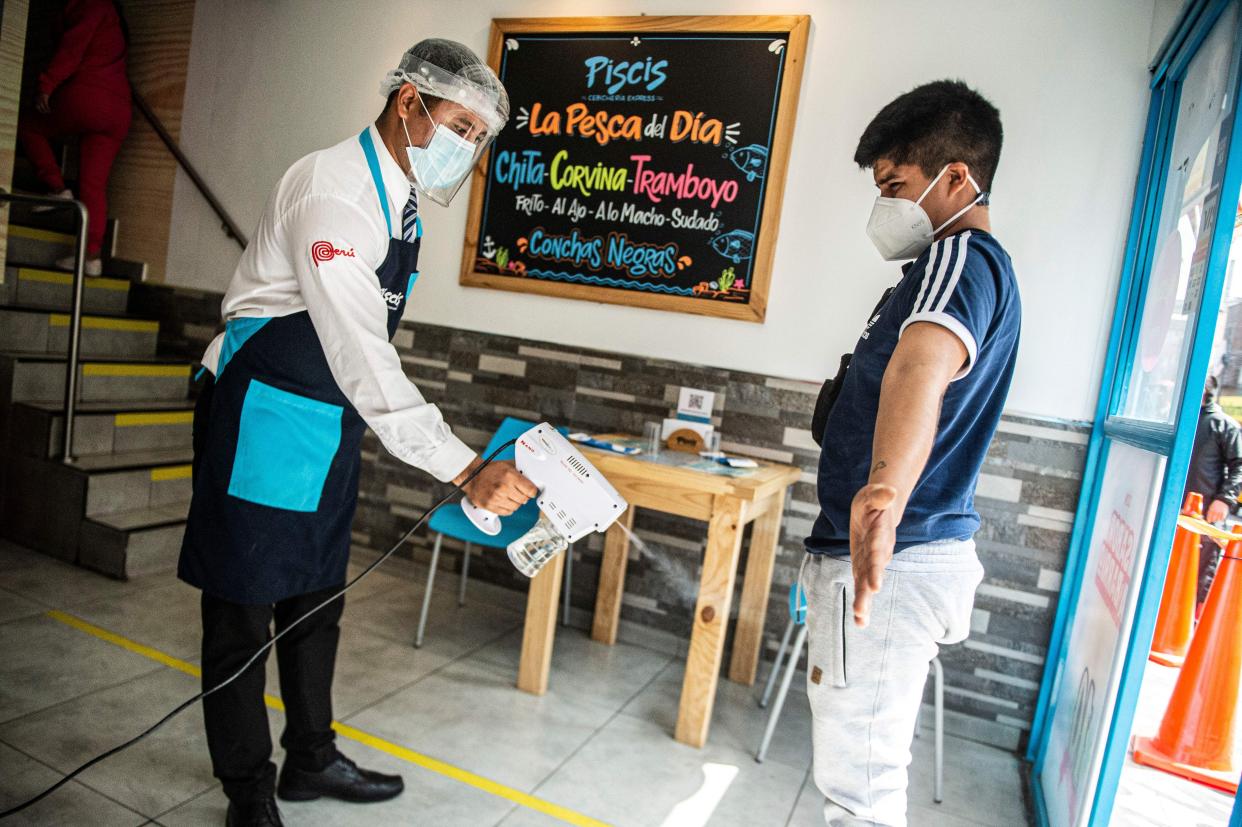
xmin=277 ymin=752 xmax=404 ymax=803
xmin=225 ymin=796 xmax=283 ymax=826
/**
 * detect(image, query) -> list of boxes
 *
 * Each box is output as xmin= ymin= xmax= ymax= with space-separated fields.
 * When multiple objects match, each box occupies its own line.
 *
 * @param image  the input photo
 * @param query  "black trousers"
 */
xmin=200 ymin=584 xmax=344 ymax=802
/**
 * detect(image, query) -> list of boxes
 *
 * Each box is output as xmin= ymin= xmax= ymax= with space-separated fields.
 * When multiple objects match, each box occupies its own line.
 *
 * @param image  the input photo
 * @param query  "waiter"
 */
xmin=178 ymin=40 xmax=535 ymax=827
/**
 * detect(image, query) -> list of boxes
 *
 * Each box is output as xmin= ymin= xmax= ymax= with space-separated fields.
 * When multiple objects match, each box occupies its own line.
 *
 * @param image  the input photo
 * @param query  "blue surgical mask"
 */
xmin=402 ymin=97 xmax=477 ymax=200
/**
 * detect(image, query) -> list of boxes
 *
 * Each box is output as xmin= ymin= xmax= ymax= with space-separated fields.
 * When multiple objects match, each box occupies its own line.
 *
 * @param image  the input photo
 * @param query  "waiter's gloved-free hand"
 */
xmin=456 ymin=458 xmax=538 ymax=515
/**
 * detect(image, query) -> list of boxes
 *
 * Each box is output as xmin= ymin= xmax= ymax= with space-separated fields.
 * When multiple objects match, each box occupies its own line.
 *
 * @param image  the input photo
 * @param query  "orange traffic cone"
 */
xmin=1149 ymin=492 xmax=1205 ymax=667
xmin=1132 ymin=523 xmax=1242 ymax=793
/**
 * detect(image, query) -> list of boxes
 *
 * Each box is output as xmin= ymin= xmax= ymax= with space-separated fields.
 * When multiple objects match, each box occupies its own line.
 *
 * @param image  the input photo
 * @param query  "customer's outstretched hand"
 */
xmin=850 ymin=483 xmax=899 ymax=627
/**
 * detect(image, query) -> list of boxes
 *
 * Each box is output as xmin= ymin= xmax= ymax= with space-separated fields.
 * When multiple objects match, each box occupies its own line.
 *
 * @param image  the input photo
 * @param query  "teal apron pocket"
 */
xmin=228 ymin=378 xmax=343 ymax=512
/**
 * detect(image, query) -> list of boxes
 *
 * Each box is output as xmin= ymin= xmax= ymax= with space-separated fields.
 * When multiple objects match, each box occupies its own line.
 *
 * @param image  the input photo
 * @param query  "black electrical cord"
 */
xmin=0 ymin=440 xmax=517 ymax=820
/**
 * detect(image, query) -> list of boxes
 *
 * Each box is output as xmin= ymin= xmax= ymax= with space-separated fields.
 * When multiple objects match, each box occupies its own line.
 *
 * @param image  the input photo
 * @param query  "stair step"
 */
xmin=0 ymin=306 xmax=159 ymax=357
xmin=0 ymin=453 xmax=84 ymax=562
xmin=6 ymin=224 xmax=78 ymax=268
xmin=0 ymin=214 xmax=183 ymax=580
xmin=6 ymin=201 xmax=78 ymax=234
xmin=19 ymin=399 xmax=196 ymax=413
xmin=1 ymin=265 xmax=130 ymax=314
xmin=9 ymin=401 xmax=194 ymax=458
xmin=3 ymin=226 xmax=146 ymax=278
xmin=89 ymin=502 xmax=189 ymax=531
xmin=80 ymin=503 xmax=188 ymax=580
xmin=68 ymin=446 xmax=193 ymax=472
xmin=10 ymin=158 xmax=50 ymax=194
xmin=0 ymin=445 xmax=192 ymax=572
xmin=77 ymin=450 xmax=193 ymax=517
xmin=2 ymin=354 xmax=193 ymax=405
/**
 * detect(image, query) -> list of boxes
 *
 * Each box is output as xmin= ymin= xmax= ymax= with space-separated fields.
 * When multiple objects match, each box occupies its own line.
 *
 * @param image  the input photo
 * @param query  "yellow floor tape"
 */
xmin=46 ymin=609 xmax=609 ymax=827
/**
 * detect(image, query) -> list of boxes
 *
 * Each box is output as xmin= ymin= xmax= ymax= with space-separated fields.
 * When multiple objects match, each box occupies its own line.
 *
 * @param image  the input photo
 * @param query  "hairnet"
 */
xmin=380 ymin=39 xmax=509 ymax=135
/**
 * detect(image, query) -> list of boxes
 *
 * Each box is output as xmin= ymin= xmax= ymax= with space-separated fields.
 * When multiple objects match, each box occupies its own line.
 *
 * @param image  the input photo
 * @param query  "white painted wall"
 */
xmin=168 ymin=0 xmax=1165 ymax=422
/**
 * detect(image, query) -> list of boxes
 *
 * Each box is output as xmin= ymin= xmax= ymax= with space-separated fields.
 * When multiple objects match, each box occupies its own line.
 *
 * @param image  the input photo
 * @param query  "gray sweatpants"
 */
xmin=802 ymin=540 xmax=983 ymax=826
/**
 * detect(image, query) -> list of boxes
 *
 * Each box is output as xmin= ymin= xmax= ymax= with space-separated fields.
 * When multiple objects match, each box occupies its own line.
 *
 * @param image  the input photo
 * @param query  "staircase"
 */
xmin=0 ymin=204 xmax=197 ymax=579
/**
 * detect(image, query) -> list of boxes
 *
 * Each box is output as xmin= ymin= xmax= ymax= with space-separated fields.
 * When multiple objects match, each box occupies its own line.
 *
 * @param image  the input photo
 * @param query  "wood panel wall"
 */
xmin=107 ymin=0 xmax=195 ymax=281
xmin=0 ymin=0 xmax=31 ymax=283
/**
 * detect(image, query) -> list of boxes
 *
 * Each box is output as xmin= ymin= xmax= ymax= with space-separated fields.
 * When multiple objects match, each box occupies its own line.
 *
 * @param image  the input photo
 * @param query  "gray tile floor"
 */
xmin=0 ymin=539 xmax=1031 ymax=826
xmin=1114 ymin=661 xmax=1236 ymax=827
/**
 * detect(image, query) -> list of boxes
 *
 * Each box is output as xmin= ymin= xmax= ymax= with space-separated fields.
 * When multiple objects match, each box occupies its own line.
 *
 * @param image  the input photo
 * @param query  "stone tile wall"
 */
xmin=139 ymin=283 xmax=1089 ymax=752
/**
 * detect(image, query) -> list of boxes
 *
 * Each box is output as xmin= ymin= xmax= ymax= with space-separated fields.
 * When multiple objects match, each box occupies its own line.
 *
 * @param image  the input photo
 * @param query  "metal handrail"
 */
xmin=131 ymin=88 xmax=249 ymax=249
xmin=0 ymin=190 xmax=89 ymax=464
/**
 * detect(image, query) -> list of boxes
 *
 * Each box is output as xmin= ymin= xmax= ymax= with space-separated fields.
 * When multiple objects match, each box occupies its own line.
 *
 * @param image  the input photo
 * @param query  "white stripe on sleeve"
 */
xmin=933 ymin=231 xmax=972 ymax=313
xmin=913 ymin=239 xmax=944 ymax=313
xmin=914 ymin=237 xmax=953 ymax=314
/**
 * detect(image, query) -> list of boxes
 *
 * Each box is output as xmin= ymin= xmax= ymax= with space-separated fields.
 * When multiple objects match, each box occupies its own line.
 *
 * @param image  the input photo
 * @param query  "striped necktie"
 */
xmin=401 ymin=188 xmax=419 ymax=243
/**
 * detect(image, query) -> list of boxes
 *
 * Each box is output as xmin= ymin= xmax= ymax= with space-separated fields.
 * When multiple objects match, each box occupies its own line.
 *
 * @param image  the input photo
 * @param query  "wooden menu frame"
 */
xmin=459 ymin=15 xmax=810 ymax=323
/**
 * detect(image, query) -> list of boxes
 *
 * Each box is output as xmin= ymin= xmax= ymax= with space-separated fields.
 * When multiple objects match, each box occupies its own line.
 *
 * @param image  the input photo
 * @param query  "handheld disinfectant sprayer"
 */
xmin=0 ymin=422 xmax=627 ymax=819
xmin=460 ymin=423 xmax=628 ymax=577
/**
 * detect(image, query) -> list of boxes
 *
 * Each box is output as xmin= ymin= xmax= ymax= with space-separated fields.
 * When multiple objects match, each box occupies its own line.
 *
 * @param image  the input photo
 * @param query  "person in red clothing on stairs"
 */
xmin=18 ymin=0 xmax=132 ymax=277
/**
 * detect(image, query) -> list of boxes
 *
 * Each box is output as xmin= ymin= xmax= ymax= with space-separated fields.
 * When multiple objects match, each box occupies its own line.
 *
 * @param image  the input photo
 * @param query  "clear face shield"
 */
xmin=381 ymin=57 xmax=507 ymax=207
xmin=401 ymin=97 xmax=494 ymax=207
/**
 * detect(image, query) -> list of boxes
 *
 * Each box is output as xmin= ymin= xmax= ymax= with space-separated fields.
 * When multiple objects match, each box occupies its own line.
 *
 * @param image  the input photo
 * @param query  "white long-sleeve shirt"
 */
xmin=201 ymin=123 xmax=476 ymax=483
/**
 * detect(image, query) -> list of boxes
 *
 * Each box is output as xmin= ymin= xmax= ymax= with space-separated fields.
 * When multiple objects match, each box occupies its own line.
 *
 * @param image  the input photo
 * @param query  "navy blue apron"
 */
xmin=179 ymin=129 xmax=422 ymax=604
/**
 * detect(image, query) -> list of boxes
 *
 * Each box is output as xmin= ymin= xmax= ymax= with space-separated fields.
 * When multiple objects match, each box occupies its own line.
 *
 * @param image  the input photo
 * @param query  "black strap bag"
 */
xmin=811 ymin=286 xmax=894 ymax=447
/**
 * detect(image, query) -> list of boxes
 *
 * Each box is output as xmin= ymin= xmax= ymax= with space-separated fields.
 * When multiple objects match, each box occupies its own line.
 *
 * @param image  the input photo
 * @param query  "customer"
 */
xmin=1184 ymin=374 xmax=1242 ymax=606
xmin=803 ymin=80 xmax=1021 ymax=826
xmin=18 ymin=0 xmax=132 ymax=276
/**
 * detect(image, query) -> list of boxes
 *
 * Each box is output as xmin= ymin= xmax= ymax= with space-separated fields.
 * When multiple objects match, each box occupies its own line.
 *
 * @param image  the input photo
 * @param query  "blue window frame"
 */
xmin=1027 ymin=2 xmax=1242 ymax=824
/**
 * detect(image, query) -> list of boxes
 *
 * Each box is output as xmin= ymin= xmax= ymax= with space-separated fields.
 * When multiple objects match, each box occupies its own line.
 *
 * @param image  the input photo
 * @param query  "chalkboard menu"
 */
xmin=460 ymin=16 xmax=810 ymax=322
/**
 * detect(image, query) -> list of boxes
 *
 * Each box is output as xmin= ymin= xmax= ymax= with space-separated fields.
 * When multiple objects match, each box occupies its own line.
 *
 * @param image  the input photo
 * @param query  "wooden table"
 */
xmin=515 ymin=438 xmax=801 ymax=748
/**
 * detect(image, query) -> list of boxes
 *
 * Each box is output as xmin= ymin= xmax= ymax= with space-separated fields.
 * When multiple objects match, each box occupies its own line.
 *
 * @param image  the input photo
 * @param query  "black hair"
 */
xmin=1206 ymin=374 xmax=1221 ymax=400
xmin=383 ymin=88 xmax=448 ymax=125
xmin=854 ymin=80 xmax=1003 ymax=191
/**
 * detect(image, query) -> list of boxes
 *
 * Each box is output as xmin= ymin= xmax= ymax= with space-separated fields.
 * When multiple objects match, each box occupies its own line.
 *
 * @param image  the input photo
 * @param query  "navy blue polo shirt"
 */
xmin=805 ymin=228 xmax=1021 ymax=555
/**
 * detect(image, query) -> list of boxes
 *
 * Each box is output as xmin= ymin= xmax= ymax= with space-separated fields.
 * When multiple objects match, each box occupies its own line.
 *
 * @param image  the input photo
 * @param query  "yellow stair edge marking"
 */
xmin=82 ymin=363 xmax=190 ymax=378
xmin=115 ymin=411 xmax=194 ymax=427
xmin=150 ymin=465 xmax=192 ymax=482
xmin=49 ymin=314 xmax=158 ymax=333
xmin=9 ymin=225 xmax=74 ymax=244
xmin=17 ymin=268 xmax=129 ymax=292
xmin=45 ymin=610 xmax=612 ymax=827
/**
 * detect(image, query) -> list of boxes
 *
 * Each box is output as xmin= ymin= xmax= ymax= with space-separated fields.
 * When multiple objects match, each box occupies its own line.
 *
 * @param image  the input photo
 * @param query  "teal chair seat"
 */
xmin=416 ymin=417 xmax=575 ymax=647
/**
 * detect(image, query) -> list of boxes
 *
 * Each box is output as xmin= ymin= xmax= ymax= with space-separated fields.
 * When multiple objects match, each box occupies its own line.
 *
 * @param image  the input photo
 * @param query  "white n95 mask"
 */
xmin=865 ymin=165 xmax=985 ymax=261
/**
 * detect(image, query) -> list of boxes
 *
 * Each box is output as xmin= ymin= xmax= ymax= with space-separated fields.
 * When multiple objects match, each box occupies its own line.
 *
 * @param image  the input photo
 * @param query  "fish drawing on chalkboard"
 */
xmin=728 ymin=144 xmax=768 ymax=182
xmin=708 ymin=230 xmax=754 ymax=263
